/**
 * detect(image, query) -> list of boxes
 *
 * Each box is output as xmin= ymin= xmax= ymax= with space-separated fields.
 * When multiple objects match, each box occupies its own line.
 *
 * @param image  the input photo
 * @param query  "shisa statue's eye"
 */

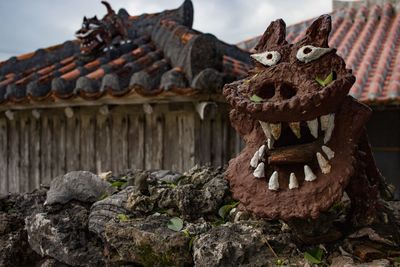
xmin=296 ymin=45 xmax=333 ymax=63
xmin=250 ymin=51 xmax=281 ymax=67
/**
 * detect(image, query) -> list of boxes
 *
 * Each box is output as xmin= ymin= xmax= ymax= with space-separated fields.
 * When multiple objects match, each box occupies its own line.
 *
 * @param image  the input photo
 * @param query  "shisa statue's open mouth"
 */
xmin=223 ymin=15 xmax=378 ymax=220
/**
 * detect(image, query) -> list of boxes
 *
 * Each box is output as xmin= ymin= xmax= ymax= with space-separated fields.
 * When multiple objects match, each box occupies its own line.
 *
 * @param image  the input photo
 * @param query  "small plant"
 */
xmin=117 ymin=213 xmax=129 ymax=222
xmin=167 ymin=217 xmax=183 ymax=232
xmin=218 ymin=201 xmax=240 ymax=220
xmin=275 ymin=258 xmax=288 ymax=266
xmin=98 ymin=193 xmax=109 ymax=200
xmin=304 ymin=247 xmax=324 ymax=264
xmin=182 ymin=229 xmax=196 ymax=251
xmin=110 ymin=180 xmax=127 ymax=188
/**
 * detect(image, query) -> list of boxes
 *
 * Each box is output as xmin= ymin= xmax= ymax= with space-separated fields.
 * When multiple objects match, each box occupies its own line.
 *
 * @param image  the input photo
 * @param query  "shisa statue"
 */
xmin=223 ymin=15 xmax=398 ymax=243
xmin=75 ymin=1 xmax=129 ymax=57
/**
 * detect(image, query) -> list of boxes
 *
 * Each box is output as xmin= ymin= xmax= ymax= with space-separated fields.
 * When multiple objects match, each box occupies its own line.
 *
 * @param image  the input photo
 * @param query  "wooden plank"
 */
xmin=198 ymin=114 xmax=212 ymax=166
xmin=80 ymin=113 xmax=96 ymax=172
xmin=96 ymin=114 xmax=111 ymax=173
xmin=8 ymin=119 xmax=19 ymax=193
xmin=211 ymin=113 xmax=223 ymax=167
xmin=111 ymin=112 xmax=128 ymax=174
xmin=66 ymin=113 xmax=80 ymax=172
xmin=52 ymin=114 xmax=66 ymax=178
xmin=181 ymin=113 xmax=195 ymax=171
xmin=29 ymin=116 xmax=41 ymax=191
xmin=163 ymin=112 xmax=180 ymax=171
xmin=0 ymin=117 xmax=8 ymax=194
xmin=19 ymin=115 xmax=30 ymax=192
xmin=144 ymin=113 xmax=164 ymax=170
xmin=40 ymin=113 xmax=53 ymax=186
xmin=128 ymin=113 xmax=145 ymax=170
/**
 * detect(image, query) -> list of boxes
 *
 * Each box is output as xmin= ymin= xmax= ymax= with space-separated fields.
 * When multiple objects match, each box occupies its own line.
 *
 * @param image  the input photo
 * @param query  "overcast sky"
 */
xmin=0 ymin=0 xmax=331 ymax=61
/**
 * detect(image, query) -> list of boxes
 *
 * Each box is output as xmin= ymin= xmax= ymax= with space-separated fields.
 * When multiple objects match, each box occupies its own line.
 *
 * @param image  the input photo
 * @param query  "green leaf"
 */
xmin=250 ymin=94 xmax=264 ymax=103
xmin=315 ymin=77 xmax=325 ymax=87
xmin=218 ymin=201 xmax=240 ymax=219
xmin=304 ymin=248 xmax=324 ymax=264
xmin=167 ymin=217 xmax=183 ymax=232
xmin=323 ymin=71 xmax=334 ymax=85
xmin=111 ymin=181 xmax=126 ymax=188
xmin=117 ymin=214 xmax=129 ymax=222
xmin=315 ymin=71 xmax=334 ymax=87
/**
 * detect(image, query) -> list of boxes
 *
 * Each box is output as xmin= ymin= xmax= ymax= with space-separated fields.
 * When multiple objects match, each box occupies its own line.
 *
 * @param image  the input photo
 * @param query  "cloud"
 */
xmin=0 ymin=0 xmax=331 ymax=61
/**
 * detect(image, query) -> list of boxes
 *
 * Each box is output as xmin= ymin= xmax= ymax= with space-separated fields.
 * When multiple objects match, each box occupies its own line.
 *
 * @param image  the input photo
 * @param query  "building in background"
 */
xmin=238 ymin=0 xmax=400 ymax=197
xmin=0 ymin=0 xmax=251 ymax=194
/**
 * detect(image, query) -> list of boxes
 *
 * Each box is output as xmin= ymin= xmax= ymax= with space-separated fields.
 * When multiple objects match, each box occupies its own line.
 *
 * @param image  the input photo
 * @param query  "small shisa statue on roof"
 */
xmin=223 ymin=14 xmax=399 ymax=243
xmin=75 ymin=1 xmax=129 ymax=59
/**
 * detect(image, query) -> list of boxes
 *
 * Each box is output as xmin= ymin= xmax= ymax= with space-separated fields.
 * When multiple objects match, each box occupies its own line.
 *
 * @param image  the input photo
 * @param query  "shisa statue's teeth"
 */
xmin=289 ymin=122 xmax=301 ymax=139
xmin=250 ymin=150 xmax=260 ymax=168
xmin=259 ymin=121 xmax=272 ymax=139
xmin=306 ymin=118 xmax=318 ymax=138
xmin=268 ymin=171 xmax=279 ymax=191
xmin=96 ymin=34 xmax=103 ymax=43
xmin=267 ymin=138 xmax=274 ymax=149
xmin=316 ymin=152 xmax=331 ymax=174
xmin=322 ymin=145 xmax=335 ymax=160
xmin=289 ymin=173 xmax=299 ymax=189
xmin=253 ymin=162 xmax=265 ymax=178
xmin=258 ymin=144 xmax=266 ymax=158
xmin=320 ymin=114 xmax=330 ymax=131
xmin=320 ymin=113 xmax=335 ymax=144
xmin=270 ymin=123 xmax=281 ymax=140
xmin=250 ymin=144 xmax=266 ymax=168
xmin=304 ymin=165 xmax=317 ymax=181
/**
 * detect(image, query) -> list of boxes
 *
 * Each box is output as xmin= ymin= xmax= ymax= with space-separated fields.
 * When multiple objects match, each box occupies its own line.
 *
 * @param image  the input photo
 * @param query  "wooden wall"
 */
xmin=0 ymin=102 xmax=244 ymax=194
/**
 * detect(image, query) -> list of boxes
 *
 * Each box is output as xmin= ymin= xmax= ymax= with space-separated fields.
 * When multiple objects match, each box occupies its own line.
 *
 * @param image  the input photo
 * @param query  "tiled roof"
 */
xmin=0 ymin=0 xmax=251 ymax=109
xmin=237 ymin=3 xmax=400 ymax=106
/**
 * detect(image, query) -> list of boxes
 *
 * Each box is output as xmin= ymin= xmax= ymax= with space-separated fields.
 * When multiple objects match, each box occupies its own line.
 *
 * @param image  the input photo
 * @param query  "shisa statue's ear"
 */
xmin=301 ymin=14 xmax=331 ymax=47
xmin=255 ymin=19 xmax=287 ymax=52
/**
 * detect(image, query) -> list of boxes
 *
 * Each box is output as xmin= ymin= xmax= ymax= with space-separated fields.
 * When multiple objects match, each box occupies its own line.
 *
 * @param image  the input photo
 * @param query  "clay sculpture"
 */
xmin=223 ymin=15 xmax=397 ymax=241
xmin=75 ymin=1 xmax=129 ymax=57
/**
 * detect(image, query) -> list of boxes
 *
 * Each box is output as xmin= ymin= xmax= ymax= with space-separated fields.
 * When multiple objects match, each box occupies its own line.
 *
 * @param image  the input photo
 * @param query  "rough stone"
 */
xmin=193 ymin=221 xmax=275 ymax=267
xmin=0 ymin=190 xmax=46 ymax=267
xmin=89 ymin=186 xmax=137 ymax=240
xmin=45 ymin=171 xmax=116 ymax=205
xmin=158 ymin=166 xmax=229 ymax=219
xmin=105 ymin=214 xmax=193 ymax=266
xmin=25 ymin=202 xmax=105 ymax=266
xmin=37 ymin=258 xmax=70 ymax=267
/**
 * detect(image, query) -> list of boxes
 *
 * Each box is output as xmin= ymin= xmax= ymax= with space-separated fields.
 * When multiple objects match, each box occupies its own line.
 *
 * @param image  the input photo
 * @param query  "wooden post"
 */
xmin=0 ymin=117 xmax=8 ymax=194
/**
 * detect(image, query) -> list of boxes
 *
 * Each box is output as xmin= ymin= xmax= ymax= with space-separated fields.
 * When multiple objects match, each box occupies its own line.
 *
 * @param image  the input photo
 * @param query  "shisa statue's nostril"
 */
xmin=256 ymin=83 xmax=276 ymax=99
xmin=278 ymin=83 xmax=297 ymax=99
